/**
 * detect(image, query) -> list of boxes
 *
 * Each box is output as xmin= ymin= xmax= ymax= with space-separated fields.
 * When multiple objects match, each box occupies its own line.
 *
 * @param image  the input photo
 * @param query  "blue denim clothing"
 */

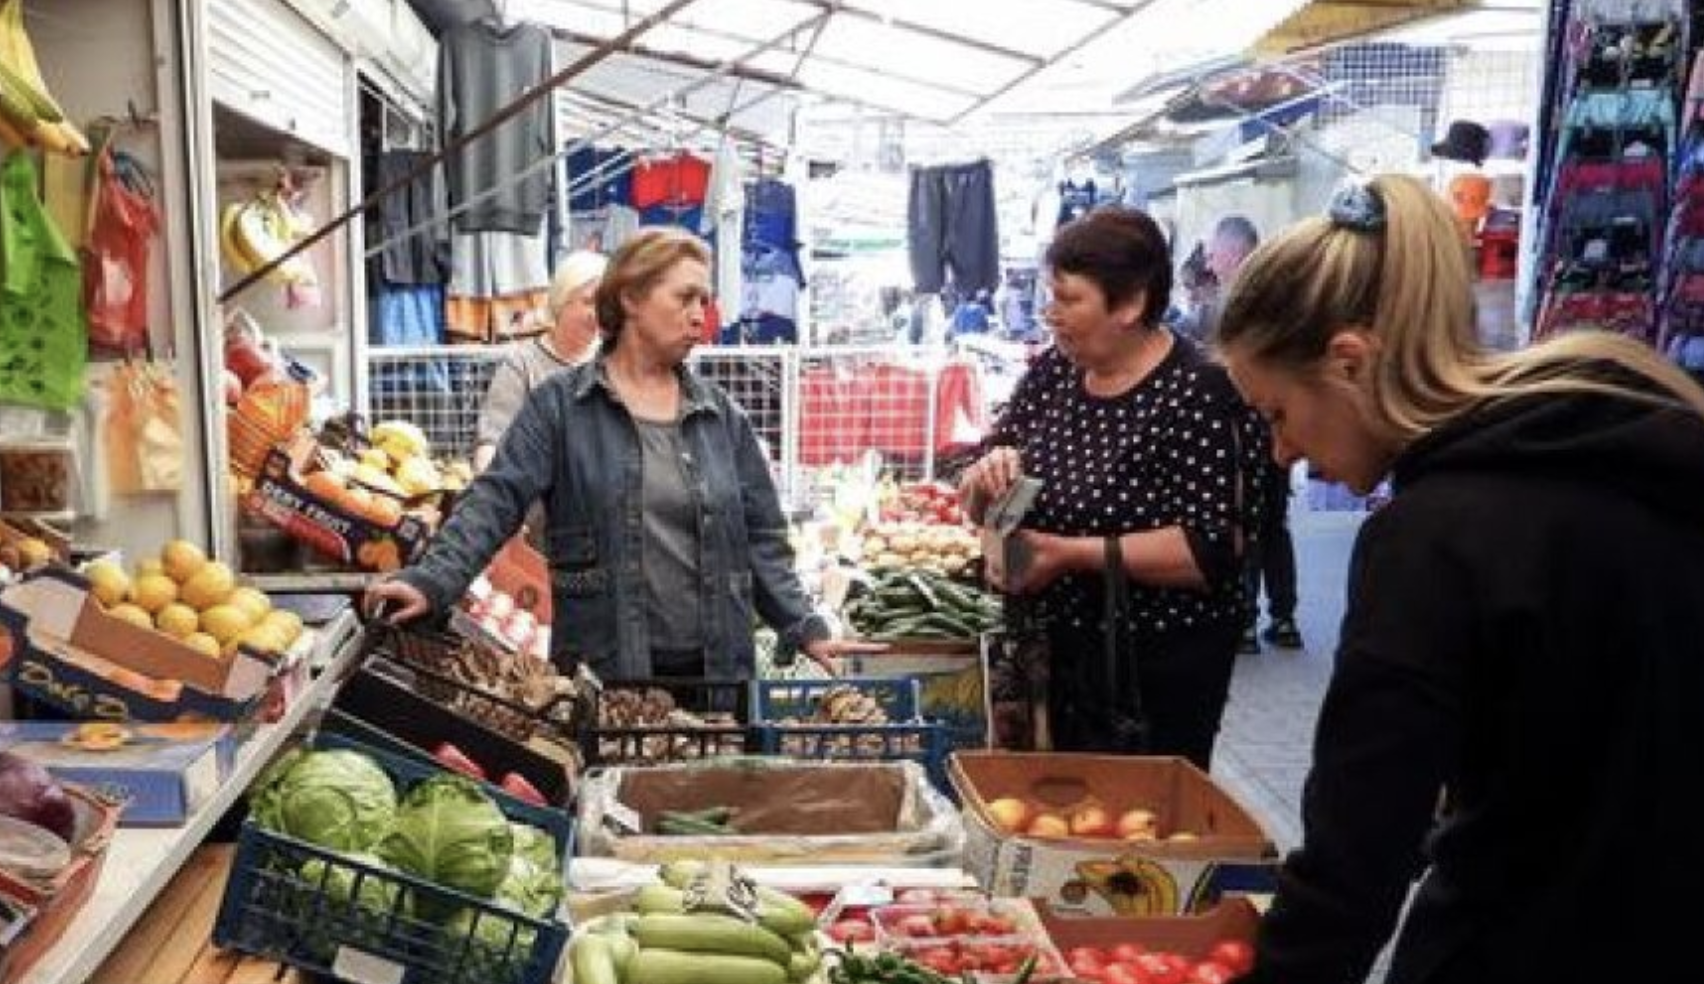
xmin=397 ymin=357 xmax=826 ymax=680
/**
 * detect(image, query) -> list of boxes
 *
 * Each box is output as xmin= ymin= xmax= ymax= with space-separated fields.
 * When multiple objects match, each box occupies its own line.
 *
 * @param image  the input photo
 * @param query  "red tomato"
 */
xmin=1067 ymin=946 xmax=1109 ymax=966
xmin=914 ymin=946 xmax=960 ymax=974
xmin=1190 ymin=960 xmax=1235 ymax=984
xmin=1111 ymin=943 xmax=1148 ymax=963
xmin=1136 ymin=952 xmax=1187 ymax=984
xmin=967 ymin=911 xmax=1017 ymax=935
xmin=826 ymin=919 xmax=875 ymax=944
xmin=931 ymin=906 xmax=970 ymax=936
xmin=1103 ymin=963 xmax=1147 ymax=984
xmin=1207 ymin=940 xmax=1254 ymax=975
xmin=894 ymin=914 xmax=937 ymax=938
xmin=894 ymin=888 xmax=938 ymax=905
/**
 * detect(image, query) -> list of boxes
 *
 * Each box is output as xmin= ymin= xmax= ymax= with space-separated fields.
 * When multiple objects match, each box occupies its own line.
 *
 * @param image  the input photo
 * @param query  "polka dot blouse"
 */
xmin=988 ymin=337 xmax=1267 ymax=634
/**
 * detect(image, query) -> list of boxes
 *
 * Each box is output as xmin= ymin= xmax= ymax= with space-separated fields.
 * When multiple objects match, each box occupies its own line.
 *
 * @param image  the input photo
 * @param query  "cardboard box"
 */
xmin=0 ymin=721 xmax=234 ymax=826
xmin=244 ymin=439 xmax=430 ymax=573
xmin=0 ymin=569 xmax=276 ymax=723
xmin=1036 ymin=896 xmax=1262 ymax=958
xmin=0 ymin=784 xmax=120 ymax=984
xmin=951 ymin=752 xmax=1278 ymax=916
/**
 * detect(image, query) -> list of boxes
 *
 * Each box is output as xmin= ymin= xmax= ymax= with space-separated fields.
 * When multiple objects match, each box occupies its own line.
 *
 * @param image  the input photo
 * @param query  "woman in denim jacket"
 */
xmin=367 ymin=229 xmax=873 ymax=680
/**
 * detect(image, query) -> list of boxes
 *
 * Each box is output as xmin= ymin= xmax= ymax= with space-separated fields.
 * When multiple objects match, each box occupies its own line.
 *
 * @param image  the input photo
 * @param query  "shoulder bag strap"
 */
xmin=1103 ymin=536 xmax=1147 ymax=743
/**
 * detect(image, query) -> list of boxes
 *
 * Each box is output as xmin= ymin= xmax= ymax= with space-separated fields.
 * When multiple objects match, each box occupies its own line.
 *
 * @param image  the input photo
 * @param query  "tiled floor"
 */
xmin=1213 ymin=510 xmax=1367 ymax=850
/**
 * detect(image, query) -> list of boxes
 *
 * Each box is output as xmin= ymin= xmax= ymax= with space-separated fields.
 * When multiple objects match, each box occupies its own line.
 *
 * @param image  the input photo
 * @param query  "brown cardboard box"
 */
xmin=951 ymin=752 xmax=1277 ymax=916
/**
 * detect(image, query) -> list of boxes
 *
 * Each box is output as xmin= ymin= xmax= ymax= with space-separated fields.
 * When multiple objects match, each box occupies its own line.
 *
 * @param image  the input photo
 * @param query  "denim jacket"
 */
xmin=398 ymin=357 xmax=826 ymax=680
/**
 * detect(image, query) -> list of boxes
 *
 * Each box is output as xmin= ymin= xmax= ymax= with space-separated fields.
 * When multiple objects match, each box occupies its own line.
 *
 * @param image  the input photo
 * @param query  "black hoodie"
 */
xmin=1241 ymin=387 xmax=1704 ymax=984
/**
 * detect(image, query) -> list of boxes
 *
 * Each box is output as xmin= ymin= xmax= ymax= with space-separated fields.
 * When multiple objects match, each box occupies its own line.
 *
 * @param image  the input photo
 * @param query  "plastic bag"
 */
xmin=103 ymin=362 xmax=183 ymax=495
xmin=84 ymin=149 xmax=158 ymax=354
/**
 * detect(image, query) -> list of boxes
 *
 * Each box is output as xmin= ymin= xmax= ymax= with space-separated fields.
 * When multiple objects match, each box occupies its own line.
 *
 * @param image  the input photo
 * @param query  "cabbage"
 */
xmin=442 ymin=907 xmax=537 ymax=982
xmin=251 ymin=749 xmax=398 ymax=852
xmin=494 ymin=851 xmax=562 ymax=919
xmin=299 ymin=854 xmax=410 ymax=917
xmin=380 ymin=775 xmax=513 ymax=899
xmin=509 ymin=823 xmax=558 ymax=872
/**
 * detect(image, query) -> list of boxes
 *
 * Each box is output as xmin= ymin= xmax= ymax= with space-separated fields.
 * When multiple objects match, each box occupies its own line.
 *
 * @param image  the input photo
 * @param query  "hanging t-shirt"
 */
xmin=437 ymin=19 xmax=555 ymax=234
xmin=631 ymin=153 xmax=711 ymax=211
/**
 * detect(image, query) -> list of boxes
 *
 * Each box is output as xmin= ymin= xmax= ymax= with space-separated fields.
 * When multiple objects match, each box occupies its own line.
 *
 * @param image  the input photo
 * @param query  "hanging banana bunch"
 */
xmin=0 ymin=0 xmax=88 ymax=155
xmin=220 ymin=184 xmax=321 ymax=304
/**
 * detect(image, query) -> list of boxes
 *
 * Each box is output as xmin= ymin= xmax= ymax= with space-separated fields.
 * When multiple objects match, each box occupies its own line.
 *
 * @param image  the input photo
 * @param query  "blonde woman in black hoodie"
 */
xmin=1217 ymin=174 xmax=1704 ymax=984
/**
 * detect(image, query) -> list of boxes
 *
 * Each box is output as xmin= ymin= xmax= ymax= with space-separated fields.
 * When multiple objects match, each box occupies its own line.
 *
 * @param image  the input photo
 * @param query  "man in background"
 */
xmin=1206 ymin=215 xmax=1304 ymax=653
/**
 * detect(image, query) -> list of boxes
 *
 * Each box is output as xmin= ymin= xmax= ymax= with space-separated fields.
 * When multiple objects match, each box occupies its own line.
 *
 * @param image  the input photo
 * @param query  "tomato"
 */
xmin=1136 ymin=952 xmax=1187 ymax=984
xmin=894 ymin=914 xmax=937 ymax=938
xmin=1111 ymin=943 xmax=1148 ymax=963
xmin=1067 ymin=946 xmax=1109 ymax=966
xmin=967 ymin=911 xmax=1017 ymax=935
xmin=1190 ymin=960 xmax=1235 ymax=984
xmin=1103 ymin=963 xmax=1147 ymax=984
xmin=914 ymin=946 xmax=960 ymax=974
xmin=826 ymin=919 xmax=874 ymax=944
xmin=1207 ymin=940 xmax=1254 ymax=974
xmin=894 ymin=888 xmax=938 ymax=905
xmin=931 ymin=906 xmax=970 ymax=936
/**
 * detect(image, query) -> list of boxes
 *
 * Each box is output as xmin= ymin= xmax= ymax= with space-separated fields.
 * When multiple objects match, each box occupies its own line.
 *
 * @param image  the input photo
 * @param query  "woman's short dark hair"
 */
xmin=1046 ymin=207 xmax=1172 ymax=327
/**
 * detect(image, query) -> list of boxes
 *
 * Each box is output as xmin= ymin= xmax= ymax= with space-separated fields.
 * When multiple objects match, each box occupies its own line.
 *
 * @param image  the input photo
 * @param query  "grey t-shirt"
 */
xmin=635 ymin=417 xmax=704 ymax=651
xmin=437 ymin=20 xmax=554 ymax=234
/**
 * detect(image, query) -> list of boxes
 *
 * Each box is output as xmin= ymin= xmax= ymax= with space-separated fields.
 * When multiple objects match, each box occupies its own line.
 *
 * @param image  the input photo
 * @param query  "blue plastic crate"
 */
xmin=212 ymin=733 xmax=572 ymax=984
xmin=751 ymin=679 xmax=949 ymax=792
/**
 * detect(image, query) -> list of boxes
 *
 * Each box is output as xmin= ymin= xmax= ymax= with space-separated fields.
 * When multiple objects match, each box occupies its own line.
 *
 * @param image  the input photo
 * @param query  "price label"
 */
xmin=606 ymin=800 xmax=645 ymax=834
xmin=332 ymin=946 xmax=406 ymax=984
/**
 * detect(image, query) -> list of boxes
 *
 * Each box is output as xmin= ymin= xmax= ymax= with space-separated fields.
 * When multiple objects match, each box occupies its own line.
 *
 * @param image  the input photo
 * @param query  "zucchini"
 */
xmin=569 ymin=934 xmax=620 ymax=984
xmin=634 ymin=881 xmax=815 ymax=937
xmin=626 ymin=948 xmax=787 ymax=984
xmin=631 ymin=913 xmax=792 ymax=967
xmin=787 ymin=947 xmax=822 ymax=982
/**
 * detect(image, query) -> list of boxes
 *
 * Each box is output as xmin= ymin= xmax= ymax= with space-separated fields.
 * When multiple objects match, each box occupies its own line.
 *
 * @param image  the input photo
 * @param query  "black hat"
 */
xmin=1432 ymin=120 xmax=1492 ymax=167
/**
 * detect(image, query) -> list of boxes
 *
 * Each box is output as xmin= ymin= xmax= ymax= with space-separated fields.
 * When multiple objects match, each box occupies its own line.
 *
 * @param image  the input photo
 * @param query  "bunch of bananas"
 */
xmin=220 ymin=191 xmax=318 ymax=288
xmin=0 ymin=0 xmax=88 ymax=155
xmin=572 ymin=860 xmax=823 ymax=984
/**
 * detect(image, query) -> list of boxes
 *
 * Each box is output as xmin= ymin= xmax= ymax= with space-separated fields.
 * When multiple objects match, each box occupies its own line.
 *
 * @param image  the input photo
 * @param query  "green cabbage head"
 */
xmin=251 ymin=749 xmax=398 ymax=852
xmin=380 ymin=774 xmax=514 ymax=899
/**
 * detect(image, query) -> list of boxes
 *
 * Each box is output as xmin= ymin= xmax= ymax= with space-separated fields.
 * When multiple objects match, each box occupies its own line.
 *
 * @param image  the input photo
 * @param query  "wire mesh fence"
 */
xmin=362 ymin=344 xmax=1000 ymax=503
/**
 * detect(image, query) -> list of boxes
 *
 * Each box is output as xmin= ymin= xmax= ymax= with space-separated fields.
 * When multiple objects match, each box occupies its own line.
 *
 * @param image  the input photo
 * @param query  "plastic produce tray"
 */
xmin=212 ymin=733 xmax=573 ymax=984
xmin=752 ymin=678 xmax=948 ymax=791
xmin=581 ymin=677 xmax=757 ymax=766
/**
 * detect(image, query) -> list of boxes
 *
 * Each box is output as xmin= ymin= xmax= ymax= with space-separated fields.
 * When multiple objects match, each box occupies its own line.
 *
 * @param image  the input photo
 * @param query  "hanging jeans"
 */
xmin=908 ymin=159 xmax=999 ymax=298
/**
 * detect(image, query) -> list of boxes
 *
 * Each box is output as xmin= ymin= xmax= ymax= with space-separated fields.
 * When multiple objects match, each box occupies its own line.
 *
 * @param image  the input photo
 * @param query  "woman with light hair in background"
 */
xmin=473 ymin=249 xmax=609 ymax=472
xmin=1217 ymin=174 xmax=1704 ymax=983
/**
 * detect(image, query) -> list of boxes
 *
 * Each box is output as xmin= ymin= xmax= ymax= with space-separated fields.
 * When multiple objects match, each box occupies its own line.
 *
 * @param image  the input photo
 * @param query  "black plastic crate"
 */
xmin=361 ymin=621 xmax=586 ymax=749
xmin=581 ymin=677 xmax=758 ymax=766
xmin=213 ymin=733 xmax=572 ymax=984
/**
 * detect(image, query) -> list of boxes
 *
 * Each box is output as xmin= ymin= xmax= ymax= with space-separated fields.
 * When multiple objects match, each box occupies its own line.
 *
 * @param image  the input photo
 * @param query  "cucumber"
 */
xmin=631 ymin=913 xmax=792 ymax=966
xmin=633 ymin=882 xmax=815 ymax=937
xmin=606 ymin=932 xmax=638 ymax=972
xmin=626 ymin=948 xmax=787 ymax=984
xmin=569 ymin=934 xmax=620 ymax=984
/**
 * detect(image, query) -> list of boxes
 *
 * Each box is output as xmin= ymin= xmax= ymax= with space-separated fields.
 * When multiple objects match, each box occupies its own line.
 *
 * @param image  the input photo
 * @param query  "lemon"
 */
xmin=183 ymin=633 xmax=223 ymax=659
xmin=198 ymin=604 xmax=249 ymax=646
xmin=135 ymin=558 xmax=164 ymax=578
xmin=154 ymin=603 xmax=200 ymax=639
xmin=16 ymin=538 xmax=53 ymax=569
xmin=84 ymin=560 xmax=130 ymax=607
xmin=107 ymin=603 xmax=154 ymax=629
xmin=261 ymin=609 xmax=304 ymax=647
xmin=129 ymin=574 xmax=179 ymax=614
xmin=227 ymin=587 xmax=272 ymax=625
xmin=180 ymin=562 xmax=236 ymax=612
xmin=161 ymin=540 xmax=207 ymax=583
xmin=238 ymin=624 xmax=288 ymax=655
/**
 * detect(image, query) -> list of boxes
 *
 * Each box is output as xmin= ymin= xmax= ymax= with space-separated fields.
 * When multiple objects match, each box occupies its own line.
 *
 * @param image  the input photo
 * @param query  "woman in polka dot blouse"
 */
xmin=962 ymin=207 xmax=1267 ymax=769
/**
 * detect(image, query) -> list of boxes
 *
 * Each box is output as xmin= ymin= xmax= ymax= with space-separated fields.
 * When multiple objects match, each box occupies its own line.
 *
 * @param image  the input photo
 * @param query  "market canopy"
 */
xmin=1252 ymin=0 xmax=1483 ymax=56
xmin=506 ymin=0 xmax=1158 ymax=128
